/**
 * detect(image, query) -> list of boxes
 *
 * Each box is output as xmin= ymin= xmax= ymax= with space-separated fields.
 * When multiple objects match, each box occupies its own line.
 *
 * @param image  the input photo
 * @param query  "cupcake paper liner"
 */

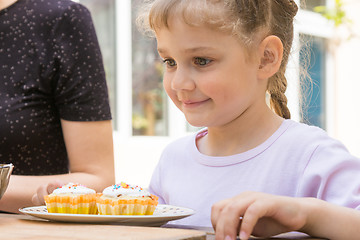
xmin=96 ymin=194 xmax=158 ymax=215
xmin=44 ymin=193 xmax=98 ymax=214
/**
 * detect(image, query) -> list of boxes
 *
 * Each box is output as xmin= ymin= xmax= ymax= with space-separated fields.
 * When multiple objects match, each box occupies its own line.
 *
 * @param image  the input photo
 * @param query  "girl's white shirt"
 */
xmin=149 ymin=119 xmax=360 ymax=227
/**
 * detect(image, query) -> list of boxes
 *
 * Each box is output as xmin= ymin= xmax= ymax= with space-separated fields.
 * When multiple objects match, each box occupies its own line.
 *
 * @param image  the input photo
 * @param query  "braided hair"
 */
xmin=231 ymin=0 xmax=298 ymax=119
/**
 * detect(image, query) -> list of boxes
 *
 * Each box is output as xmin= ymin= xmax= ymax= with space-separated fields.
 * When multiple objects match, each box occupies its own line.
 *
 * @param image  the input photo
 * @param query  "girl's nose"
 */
xmin=171 ymin=67 xmax=195 ymax=91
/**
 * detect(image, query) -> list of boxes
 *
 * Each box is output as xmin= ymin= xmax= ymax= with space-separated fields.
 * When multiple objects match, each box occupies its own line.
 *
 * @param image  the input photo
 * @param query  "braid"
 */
xmin=268 ymin=73 xmax=291 ymax=119
xmin=265 ymin=0 xmax=298 ymax=119
xmin=231 ymin=0 xmax=297 ymax=119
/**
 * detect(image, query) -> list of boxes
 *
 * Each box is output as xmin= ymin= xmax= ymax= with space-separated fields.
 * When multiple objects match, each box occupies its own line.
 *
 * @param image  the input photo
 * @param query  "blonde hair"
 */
xmin=137 ymin=0 xmax=298 ymax=119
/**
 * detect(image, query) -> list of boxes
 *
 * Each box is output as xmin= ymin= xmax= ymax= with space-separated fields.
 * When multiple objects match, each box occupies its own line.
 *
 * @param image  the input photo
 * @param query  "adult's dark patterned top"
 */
xmin=0 ymin=0 xmax=112 ymax=175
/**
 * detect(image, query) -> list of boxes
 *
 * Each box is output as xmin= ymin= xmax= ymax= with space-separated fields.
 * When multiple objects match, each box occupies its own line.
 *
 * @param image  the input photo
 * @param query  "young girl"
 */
xmin=137 ymin=0 xmax=360 ymax=239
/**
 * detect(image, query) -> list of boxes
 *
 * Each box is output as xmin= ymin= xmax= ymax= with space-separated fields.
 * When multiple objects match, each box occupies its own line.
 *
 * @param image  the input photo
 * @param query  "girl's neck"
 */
xmin=0 ymin=0 xmax=17 ymax=11
xmin=197 ymin=104 xmax=283 ymax=157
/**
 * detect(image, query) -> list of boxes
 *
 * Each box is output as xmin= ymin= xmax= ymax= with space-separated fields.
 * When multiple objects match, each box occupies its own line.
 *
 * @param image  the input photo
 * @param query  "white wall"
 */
xmin=332 ymin=0 xmax=360 ymax=157
xmin=113 ymin=134 xmax=171 ymax=187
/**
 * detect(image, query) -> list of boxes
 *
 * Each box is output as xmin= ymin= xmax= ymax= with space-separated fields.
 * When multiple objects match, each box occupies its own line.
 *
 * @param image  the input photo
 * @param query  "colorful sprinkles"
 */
xmin=56 ymin=183 xmax=86 ymax=190
xmin=112 ymin=182 xmax=143 ymax=191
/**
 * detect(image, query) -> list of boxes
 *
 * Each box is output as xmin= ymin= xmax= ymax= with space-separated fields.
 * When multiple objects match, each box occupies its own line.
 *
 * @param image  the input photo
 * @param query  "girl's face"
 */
xmin=156 ymin=18 xmax=265 ymax=128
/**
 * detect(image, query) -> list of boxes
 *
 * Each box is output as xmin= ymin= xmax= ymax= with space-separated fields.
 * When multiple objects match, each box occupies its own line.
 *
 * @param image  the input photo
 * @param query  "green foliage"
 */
xmin=314 ymin=0 xmax=351 ymax=27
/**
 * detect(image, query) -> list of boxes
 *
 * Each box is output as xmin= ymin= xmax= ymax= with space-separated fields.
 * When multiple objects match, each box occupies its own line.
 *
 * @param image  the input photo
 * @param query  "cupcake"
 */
xmin=96 ymin=182 xmax=158 ymax=215
xmin=44 ymin=183 xmax=98 ymax=214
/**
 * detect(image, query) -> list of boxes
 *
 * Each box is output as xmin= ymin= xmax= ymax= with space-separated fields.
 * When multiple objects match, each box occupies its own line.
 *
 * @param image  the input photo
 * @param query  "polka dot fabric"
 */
xmin=0 ymin=0 xmax=112 ymax=175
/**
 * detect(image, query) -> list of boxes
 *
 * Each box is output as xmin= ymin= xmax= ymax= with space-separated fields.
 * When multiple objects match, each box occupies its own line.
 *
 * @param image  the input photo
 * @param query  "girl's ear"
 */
xmin=257 ymin=35 xmax=283 ymax=80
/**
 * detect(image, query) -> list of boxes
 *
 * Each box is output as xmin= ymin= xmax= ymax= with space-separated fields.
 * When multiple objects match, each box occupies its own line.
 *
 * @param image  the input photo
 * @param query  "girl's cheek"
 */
xmin=162 ymin=77 xmax=171 ymax=93
xmin=163 ymin=79 xmax=175 ymax=98
xmin=163 ymin=81 xmax=180 ymax=106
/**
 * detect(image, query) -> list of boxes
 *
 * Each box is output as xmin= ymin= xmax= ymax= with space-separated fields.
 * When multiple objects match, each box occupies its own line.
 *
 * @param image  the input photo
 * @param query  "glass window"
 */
xmin=299 ymin=34 xmax=327 ymax=129
xmin=131 ymin=0 xmax=168 ymax=136
xmin=300 ymin=0 xmax=326 ymax=11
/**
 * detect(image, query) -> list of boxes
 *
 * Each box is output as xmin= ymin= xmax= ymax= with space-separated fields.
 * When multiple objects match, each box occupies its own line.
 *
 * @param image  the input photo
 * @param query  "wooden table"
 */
xmin=165 ymin=224 xmax=326 ymax=240
xmin=0 ymin=213 xmax=206 ymax=240
xmin=0 ymin=213 xmax=326 ymax=240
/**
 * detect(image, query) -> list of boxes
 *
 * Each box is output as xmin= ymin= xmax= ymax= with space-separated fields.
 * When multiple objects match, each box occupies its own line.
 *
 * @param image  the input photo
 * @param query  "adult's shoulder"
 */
xmin=26 ymin=0 xmax=91 ymax=19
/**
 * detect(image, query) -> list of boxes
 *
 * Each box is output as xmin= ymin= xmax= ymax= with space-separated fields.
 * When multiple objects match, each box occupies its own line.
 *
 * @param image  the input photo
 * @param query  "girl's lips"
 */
xmin=181 ymin=99 xmax=210 ymax=108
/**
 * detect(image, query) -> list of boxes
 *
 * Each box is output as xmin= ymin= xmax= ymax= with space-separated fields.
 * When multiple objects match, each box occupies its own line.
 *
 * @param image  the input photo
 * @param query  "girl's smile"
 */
xmin=180 ymin=98 xmax=211 ymax=109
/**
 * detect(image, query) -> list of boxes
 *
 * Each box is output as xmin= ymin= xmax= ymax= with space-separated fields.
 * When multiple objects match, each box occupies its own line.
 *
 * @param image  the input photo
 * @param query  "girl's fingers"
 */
xmin=213 ymin=193 xmax=259 ymax=240
xmin=212 ymin=192 xmax=300 ymax=240
xmin=214 ymin=206 xmax=242 ymax=240
xmin=211 ymin=198 xmax=232 ymax=230
xmin=241 ymin=196 xmax=306 ymax=237
xmin=240 ymin=198 xmax=274 ymax=238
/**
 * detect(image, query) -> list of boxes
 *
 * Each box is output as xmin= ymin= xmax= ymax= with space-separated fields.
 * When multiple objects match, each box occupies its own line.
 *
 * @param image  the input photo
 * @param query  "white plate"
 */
xmin=19 ymin=204 xmax=194 ymax=227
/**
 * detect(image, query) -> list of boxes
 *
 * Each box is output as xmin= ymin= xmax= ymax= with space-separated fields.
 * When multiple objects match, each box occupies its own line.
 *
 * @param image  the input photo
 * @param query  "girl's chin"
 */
xmin=184 ymin=118 xmax=206 ymax=128
xmin=189 ymin=123 xmax=205 ymax=128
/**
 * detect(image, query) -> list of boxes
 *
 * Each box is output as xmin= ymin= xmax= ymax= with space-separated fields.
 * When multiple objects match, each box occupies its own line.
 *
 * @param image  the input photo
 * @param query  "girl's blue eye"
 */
xmin=194 ymin=57 xmax=211 ymax=66
xmin=163 ymin=59 xmax=176 ymax=67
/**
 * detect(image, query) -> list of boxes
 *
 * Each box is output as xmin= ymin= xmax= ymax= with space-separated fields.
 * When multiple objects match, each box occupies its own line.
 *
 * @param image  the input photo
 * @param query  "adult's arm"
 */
xmin=0 ymin=119 xmax=115 ymax=213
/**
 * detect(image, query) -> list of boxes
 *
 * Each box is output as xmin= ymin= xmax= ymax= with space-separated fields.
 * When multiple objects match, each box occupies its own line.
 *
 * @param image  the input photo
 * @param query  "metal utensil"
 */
xmin=0 ymin=163 xmax=14 ymax=200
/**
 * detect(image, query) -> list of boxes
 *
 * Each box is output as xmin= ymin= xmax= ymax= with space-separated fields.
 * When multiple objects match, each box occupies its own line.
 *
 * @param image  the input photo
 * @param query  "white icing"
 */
xmin=52 ymin=183 xmax=96 ymax=195
xmin=102 ymin=182 xmax=150 ymax=198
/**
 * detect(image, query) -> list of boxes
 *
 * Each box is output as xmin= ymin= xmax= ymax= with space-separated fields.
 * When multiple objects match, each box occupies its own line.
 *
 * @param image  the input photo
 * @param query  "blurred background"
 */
xmin=73 ymin=0 xmax=360 ymax=186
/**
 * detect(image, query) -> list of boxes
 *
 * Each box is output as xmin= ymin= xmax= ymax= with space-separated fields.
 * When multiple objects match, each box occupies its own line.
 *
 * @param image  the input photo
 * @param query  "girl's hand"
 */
xmin=211 ymin=192 xmax=309 ymax=240
xmin=31 ymin=180 xmax=64 ymax=206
